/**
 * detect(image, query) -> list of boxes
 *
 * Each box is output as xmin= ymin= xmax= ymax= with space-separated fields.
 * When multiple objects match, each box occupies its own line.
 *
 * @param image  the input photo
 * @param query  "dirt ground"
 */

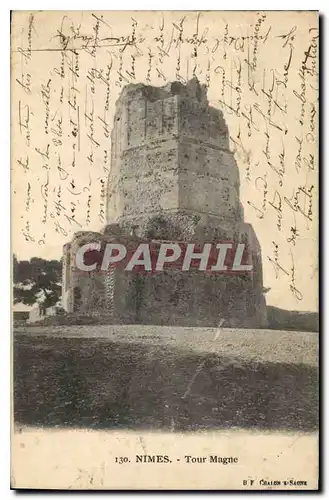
xmin=13 ymin=324 xmax=318 ymax=365
xmin=13 ymin=326 xmax=319 ymax=432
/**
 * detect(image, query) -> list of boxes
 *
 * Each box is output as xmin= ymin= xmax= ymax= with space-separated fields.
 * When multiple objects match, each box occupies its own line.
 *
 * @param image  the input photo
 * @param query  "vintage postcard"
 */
xmin=11 ymin=10 xmax=319 ymax=490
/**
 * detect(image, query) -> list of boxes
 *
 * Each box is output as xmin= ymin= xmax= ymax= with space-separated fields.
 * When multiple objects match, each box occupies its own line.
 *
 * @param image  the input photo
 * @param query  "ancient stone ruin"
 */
xmin=62 ymin=78 xmax=268 ymax=328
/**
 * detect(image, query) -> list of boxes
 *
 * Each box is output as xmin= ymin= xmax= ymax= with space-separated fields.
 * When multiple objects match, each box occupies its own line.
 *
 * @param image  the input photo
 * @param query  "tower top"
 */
xmin=116 ymin=77 xmax=208 ymax=107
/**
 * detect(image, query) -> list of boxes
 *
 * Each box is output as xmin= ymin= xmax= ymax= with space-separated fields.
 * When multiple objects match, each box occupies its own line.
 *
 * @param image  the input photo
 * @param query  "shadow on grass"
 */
xmin=14 ymin=335 xmax=318 ymax=432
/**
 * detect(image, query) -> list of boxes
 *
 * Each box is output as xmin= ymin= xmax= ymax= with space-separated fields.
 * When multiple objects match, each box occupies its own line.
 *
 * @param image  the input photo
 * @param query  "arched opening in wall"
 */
xmin=64 ymin=251 xmax=70 ymax=292
xmin=134 ymin=273 xmax=145 ymax=322
xmin=73 ymin=286 xmax=82 ymax=313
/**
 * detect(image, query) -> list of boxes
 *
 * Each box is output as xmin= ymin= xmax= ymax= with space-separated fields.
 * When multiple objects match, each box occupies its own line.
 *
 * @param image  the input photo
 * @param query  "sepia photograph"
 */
xmin=10 ymin=9 xmax=319 ymax=490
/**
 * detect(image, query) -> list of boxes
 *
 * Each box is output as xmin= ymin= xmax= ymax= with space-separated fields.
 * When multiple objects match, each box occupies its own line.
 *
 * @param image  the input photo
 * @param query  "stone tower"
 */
xmin=106 ymin=78 xmax=243 ymax=237
xmin=62 ymin=78 xmax=267 ymax=328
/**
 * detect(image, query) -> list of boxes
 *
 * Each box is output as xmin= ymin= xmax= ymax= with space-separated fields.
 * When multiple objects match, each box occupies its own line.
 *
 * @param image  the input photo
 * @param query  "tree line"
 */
xmin=13 ymin=256 xmax=62 ymax=310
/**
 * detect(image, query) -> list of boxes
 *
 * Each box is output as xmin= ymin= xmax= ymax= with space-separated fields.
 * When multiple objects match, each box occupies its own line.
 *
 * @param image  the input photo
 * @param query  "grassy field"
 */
xmin=13 ymin=326 xmax=318 ymax=432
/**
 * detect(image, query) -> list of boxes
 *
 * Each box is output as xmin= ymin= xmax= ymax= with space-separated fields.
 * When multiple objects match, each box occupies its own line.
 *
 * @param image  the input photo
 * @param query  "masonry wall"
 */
xmin=107 ymin=79 xmax=241 ymax=226
xmin=63 ymin=79 xmax=268 ymax=328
